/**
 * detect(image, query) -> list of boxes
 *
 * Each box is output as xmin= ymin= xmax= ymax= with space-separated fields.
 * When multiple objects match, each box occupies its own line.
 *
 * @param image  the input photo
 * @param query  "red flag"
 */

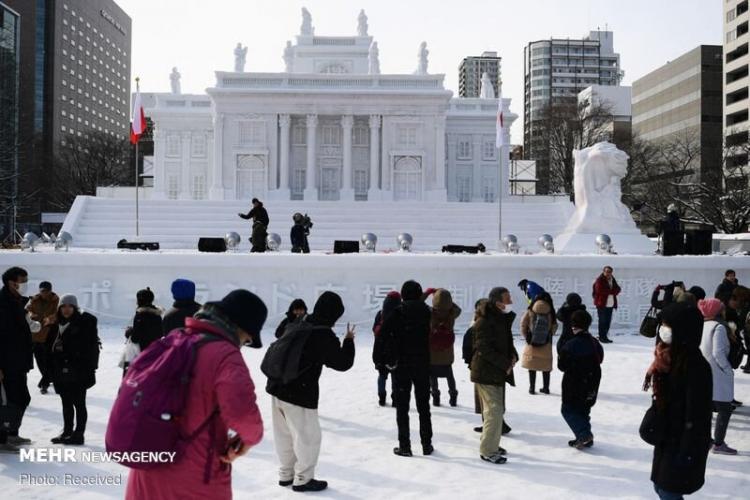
xmin=130 ymin=85 xmax=146 ymax=145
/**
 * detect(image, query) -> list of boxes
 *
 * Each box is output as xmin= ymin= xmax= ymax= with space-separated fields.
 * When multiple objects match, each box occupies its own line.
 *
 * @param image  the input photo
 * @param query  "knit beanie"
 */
xmin=697 ymin=298 xmax=724 ymax=320
xmin=59 ymin=294 xmax=78 ymax=308
xmin=171 ymin=279 xmax=196 ymax=301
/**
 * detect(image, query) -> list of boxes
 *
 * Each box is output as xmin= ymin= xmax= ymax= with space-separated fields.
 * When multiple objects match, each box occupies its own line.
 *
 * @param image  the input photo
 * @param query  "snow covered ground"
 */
xmin=0 ymin=325 xmax=748 ymax=500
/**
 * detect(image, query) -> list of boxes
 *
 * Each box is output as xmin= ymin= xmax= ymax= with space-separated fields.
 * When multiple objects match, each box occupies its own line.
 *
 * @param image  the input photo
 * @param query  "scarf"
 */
xmin=643 ymin=342 xmax=671 ymax=403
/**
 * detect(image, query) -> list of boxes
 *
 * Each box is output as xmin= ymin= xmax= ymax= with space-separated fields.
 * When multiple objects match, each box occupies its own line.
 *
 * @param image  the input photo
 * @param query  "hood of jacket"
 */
xmin=531 ymin=300 xmax=551 ymax=315
xmin=310 ymin=291 xmax=344 ymax=327
xmin=432 ymin=289 xmax=453 ymax=311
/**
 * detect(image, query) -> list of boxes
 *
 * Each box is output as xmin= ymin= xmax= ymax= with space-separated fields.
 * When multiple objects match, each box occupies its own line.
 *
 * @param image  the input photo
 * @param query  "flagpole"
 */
xmin=134 ymin=77 xmax=140 ymax=237
xmin=497 ymin=75 xmax=504 ymax=251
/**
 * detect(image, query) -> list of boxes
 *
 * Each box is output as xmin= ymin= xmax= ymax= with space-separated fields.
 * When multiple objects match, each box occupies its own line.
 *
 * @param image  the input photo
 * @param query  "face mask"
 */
xmin=16 ymin=282 xmax=28 ymax=296
xmin=658 ymin=325 xmax=672 ymax=345
xmin=501 ymin=303 xmax=513 ymax=314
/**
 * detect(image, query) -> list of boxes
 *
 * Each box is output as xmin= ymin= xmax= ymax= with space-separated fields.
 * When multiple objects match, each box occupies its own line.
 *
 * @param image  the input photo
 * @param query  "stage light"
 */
xmin=397 ymin=233 xmax=413 ymax=252
xmin=41 ymin=232 xmax=53 ymax=244
xmin=224 ymin=231 xmax=241 ymax=251
xmin=266 ymin=233 xmax=281 ymax=251
xmin=361 ymin=233 xmax=377 ymax=252
xmin=538 ymin=234 xmax=554 ymax=254
xmin=54 ymin=231 xmax=72 ymax=252
xmin=21 ymin=232 xmax=40 ymax=252
xmin=501 ymin=234 xmax=519 ymax=254
xmin=596 ymin=234 xmax=613 ymax=254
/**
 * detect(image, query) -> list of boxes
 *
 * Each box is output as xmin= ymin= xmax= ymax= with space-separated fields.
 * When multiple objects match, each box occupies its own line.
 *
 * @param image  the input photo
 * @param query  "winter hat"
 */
xmin=288 ymin=298 xmax=308 ymax=313
xmin=401 ymin=280 xmax=423 ymax=301
xmin=382 ymin=291 xmax=401 ymax=318
xmin=39 ymin=281 xmax=52 ymax=291
xmin=432 ymin=289 xmax=454 ymax=311
xmin=59 ymin=294 xmax=78 ymax=308
xmin=136 ymin=287 xmax=155 ymax=307
xmin=311 ymin=291 xmax=345 ymax=327
xmin=565 ymin=293 xmax=582 ymax=307
xmin=210 ymin=290 xmax=268 ymax=347
xmin=661 ymin=302 xmax=703 ymax=348
xmin=518 ymin=279 xmax=544 ymax=303
xmin=688 ymin=286 xmax=706 ymax=301
xmin=171 ymin=279 xmax=196 ymax=301
xmin=697 ymin=298 xmax=723 ymax=320
xmin=570 ymin=310 xmax=592 ymax=330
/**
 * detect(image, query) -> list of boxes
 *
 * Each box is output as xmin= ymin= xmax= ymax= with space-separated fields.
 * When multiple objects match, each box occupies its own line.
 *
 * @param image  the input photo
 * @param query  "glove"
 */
xmin=424 ymin=288 xmax=437 ymax=296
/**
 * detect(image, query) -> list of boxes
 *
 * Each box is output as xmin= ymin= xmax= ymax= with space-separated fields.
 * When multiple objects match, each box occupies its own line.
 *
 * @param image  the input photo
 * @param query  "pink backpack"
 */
xmin=105 ymin=328 xmax=229 ymax=471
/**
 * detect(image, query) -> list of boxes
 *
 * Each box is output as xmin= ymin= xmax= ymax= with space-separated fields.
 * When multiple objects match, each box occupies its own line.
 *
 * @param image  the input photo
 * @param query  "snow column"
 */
xmin=210 ymin=113 xmax=224 ymax=200
xmin=340 ymin=115 xmax=355 ymax=200
xmin=278 ymin=114 xmax=291 ymax=198
xmin=368 ymin=114 xmax=381 ymax=200
xmin=304 ymin=114 xmax=318 ymax=200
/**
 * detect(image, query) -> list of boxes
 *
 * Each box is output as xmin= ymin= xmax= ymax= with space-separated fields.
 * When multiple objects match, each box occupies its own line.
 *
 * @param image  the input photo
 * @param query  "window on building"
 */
xmin=353 ymin=126 xmax=369 ymax=146
xmin=397 ymin=125 xmax=417 ymax=147
xmin=166 ymin=135 xmax=181 ymax=157
xmin=191 ymin=175 xmax=206 ymax=200
xmin=482 ymin=177 xmax=497 ymax=202
xmin=192 ymin=135 xmax=207 ymax=157
xmin=167 ymin=174 xmax=180 ymax=199
xmin=238 ymin=121 xmax=265 ymax=146
xmin=456 ymin=175 xmax=471 ymax=202
xmin=482 ymin=139 xmax=496 ymax=160
xmin=321 ymin=125 xmax=341 ymax=146
xmin=292 ymin=125 xmax=306 ymax=145
xmin=457 ymin=137 xmax=472 ymax=160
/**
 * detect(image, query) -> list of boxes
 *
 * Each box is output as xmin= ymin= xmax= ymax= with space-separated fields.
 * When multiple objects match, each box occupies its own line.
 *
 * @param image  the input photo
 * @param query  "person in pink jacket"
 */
xmin=125 ymin=290 xmax=267 ymax=500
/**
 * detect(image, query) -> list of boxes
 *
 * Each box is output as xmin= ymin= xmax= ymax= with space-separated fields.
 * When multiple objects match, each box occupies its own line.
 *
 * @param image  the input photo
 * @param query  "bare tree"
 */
xmin=623 ymin=130 xmax=750 ymax=234
xmin=532 ymin=98 xmax=616 ymax=198
xmin=50 ymin=132 xmax=131 ymax=210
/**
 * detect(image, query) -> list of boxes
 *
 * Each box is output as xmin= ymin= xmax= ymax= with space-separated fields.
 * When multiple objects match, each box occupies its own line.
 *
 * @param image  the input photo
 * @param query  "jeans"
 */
xmin=59 ymin=387 xmax=88 ymax=434
xmin=597 ymin=307 xmax=614 ymax=339
xmin=394 ymin=365 xmax=432 ymax=449
xmin=377 ymin=368 xmax=395 ymax=399
xmin=654 ymin=484 xmax=684 ymax=500
xmin=561 ymin=403 xmax=592 ymax=440
xmin=713 ymin=401 xmax=733 ymax=445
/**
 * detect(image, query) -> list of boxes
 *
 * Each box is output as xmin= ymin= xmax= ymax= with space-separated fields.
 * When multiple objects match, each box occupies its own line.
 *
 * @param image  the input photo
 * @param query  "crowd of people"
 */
xmin=0 ymin=264 xmax=747 ymax=499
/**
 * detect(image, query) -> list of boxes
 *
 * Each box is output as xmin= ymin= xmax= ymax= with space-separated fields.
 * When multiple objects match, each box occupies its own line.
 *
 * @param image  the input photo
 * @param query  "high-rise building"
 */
xmin=0 ymin=2 xmax=21 ymax=236
xmin=579 ymin=84 xmax=632 ymax=149
xmin=724 ymin=0 xmax=750 ymax=188
xmin=458 ymin=51 xmax=501 ymax=98
xmin=2 ymin=0 xmax=131 ymax=230
xmin=524 ymin=30 xmax=622 ymax=193
xmin=632 ymin=46 xmax=723 ymax=182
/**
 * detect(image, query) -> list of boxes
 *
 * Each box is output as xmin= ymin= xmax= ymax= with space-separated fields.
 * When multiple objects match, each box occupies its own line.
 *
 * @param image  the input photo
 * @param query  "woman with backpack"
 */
xmin=697 ymin=298 xmax=738 ymax=455
xmin=372 ymin=291 xmax=401 ymax=406
xmin=643 ymin=302 xmax=712 ymax=499
xmin=520 ymin=292 xmax=557 ymax=395
xmin=275 ymin=298 xmax=308 ymax=339
xmin=428 ymin=289 xmax=461 ymax=407
xmin=48 ymin=294 xmax=99 ymax=445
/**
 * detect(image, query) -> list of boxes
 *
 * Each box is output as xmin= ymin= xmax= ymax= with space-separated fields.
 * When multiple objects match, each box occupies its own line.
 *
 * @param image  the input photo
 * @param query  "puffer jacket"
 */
xmin=520 ymin=300 xmax=558 ymax=372
xmin=470 ymin=302 xmax=517 ymax=386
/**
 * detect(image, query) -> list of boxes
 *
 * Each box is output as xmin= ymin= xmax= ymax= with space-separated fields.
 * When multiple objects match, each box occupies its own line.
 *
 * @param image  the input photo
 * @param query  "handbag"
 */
xmin=640 ymin=307 xmax=659 ymax=338
xmin=118 ymin=338 xmax=142 ymax=369
xmin=0 ymin=383 xmax=24 ymax=434
xmin=639 ymin=400 xmax=665 ymax=446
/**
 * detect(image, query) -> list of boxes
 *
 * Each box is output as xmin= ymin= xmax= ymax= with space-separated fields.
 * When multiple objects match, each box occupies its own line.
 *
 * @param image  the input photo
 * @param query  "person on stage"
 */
xmin=239 ymin=198 xmax=270 ymax=253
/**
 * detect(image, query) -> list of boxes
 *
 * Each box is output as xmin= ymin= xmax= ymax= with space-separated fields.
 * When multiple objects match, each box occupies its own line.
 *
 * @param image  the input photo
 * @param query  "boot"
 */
xmin=393 ymin=446 xmax=413 ymax=457
xmin=292 ymin=479 xmax=328 ymax=492
xmin=502 ymin=422 xmax=511 ymax=435
xmin=432 ymin=392 xmax=441 ymax=407
xmin=449 ymin=391 xmax=458 ymax=407
xmin=378 ymin=392 xmax=386 ymax=407
xmin=62 ymin=432 xmax=84 ymax=446
xmin=51 ymin=431 xmax=73 ymax=444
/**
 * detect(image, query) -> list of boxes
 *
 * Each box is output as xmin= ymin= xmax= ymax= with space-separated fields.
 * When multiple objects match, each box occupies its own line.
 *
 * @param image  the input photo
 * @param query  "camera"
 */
xmin=293 ymin=212 xmax=313 ymax=232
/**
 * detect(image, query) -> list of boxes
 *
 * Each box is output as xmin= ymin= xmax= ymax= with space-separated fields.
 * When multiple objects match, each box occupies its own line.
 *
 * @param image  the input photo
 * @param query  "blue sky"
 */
xmin=117 ymin=0 xmax=722 ymax=142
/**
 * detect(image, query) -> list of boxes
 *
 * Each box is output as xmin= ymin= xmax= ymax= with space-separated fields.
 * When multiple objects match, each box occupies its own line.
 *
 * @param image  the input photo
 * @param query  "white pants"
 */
xmin=271 ymin=397 xmax=322 ymax=486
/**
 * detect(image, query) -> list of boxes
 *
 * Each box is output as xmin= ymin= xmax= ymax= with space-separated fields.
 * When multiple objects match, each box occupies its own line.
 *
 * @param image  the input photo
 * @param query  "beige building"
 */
xmin=724 ymin=0 xmax=750 ymax=187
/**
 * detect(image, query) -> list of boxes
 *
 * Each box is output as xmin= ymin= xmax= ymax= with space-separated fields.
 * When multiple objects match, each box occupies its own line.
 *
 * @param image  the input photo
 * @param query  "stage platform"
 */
xmin=2 ymin=247 xmax=746 ymax=332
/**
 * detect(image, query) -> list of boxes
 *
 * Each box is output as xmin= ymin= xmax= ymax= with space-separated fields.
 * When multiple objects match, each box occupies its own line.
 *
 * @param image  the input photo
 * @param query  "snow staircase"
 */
xmin=62 ymin=196 xmax=575 ymax=252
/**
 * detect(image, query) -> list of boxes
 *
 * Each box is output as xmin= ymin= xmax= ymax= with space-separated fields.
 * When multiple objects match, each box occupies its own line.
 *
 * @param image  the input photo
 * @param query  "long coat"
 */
xmin=49 ymin=311 xmax=99 ymax=391
xmin=651 ymin=350 xmax=713 ymax=495
xmin=429 ymin=289 xmax=461 ymax=366
xmin=520 ymin=300 xmax=558 ymax=372
xmin=0 ymin=286 xmax=33 ymax=374
xmin=470 ymin=303 xmax=517 ymax=386
xmin=699 ymin=320 xmax=734 ymax=402
xmin=125 ymin=317 xmax=264 ymax=500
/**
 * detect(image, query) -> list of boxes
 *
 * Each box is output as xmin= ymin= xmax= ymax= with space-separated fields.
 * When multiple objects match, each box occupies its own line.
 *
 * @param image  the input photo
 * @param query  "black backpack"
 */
xmin=261 ymin=323 xmax=324 ymax=384
xmin=530 ymin=314 xmax=551 ymax=347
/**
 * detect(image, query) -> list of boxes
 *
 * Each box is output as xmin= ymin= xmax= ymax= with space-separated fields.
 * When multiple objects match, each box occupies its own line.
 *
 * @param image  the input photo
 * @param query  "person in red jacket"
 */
xmin=592 ymin=266 xmax=620 ymax=344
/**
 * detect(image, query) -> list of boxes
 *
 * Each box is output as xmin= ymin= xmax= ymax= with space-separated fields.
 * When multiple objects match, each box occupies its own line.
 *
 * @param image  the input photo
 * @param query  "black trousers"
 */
xmin=58 ymin=387 xmax=88 ymax=435
xmin=0 ymin=371 xmax=31 ymax=443
xmin=529 ymin=370 xmax=551 ymax=390
xmin=33 ymin=342 xmax=53 ymax=388
xmin=429 ymin=365 xmax=457 ymax=398
xmin=250 ymin=223 xmax=267 ymax=252
xmin=394 ymin=365 xmax=432 ymax=449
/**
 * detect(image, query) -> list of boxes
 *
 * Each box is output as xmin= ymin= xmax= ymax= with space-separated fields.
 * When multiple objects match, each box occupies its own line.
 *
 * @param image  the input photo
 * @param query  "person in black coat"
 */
xmin=558 ymin=310 xmax=604 ymax=450
xmin=126 ymin=288 xmax=163 ymax=351
xmin=556 ymin=293 xmax=587 ymax=353
xmin=162 ymin=279 xmax=202 ymax=335
xmin=0 ymin=267 xmax=33 ymax=452
xmin=49 ymin=294 xmax=99 ymax=446
xmin=239 ymin=198 xmax=270 ymax=253
xmin=645 ymin=302 xmax=712 ymax=499
xmin=266 ymin=291 xmax=354 ymax=493
xmin=290 ymin=213 xmax=311 ymax=254
xmin=381 ymin=280 xmax=434 ymax=457
xmin=714 ymin=269 xmax=739 ymax=305
xmin=373 ymin=291 xmax=401 ymax=406
xmin=274 ymin=298 xmax=308 ymax=339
